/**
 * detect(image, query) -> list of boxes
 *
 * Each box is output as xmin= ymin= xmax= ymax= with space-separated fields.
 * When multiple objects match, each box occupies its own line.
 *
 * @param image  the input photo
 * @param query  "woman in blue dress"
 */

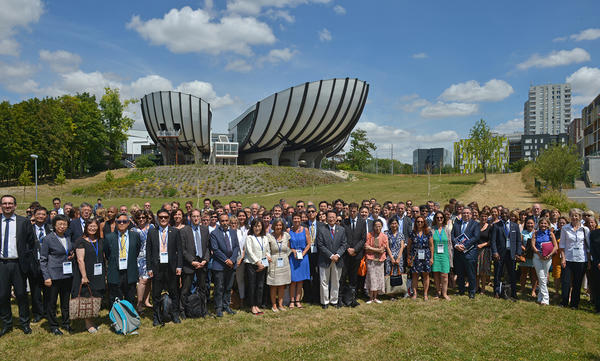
xmin=385 ymin=217 xmax=405 ymax=276
xmin=407 ymin=215 xmax=434 ymax=300
xmin=288 ymin=212 xmax=311 ymax=308
xmin=133 ymin=209 xmax=154 ymax=312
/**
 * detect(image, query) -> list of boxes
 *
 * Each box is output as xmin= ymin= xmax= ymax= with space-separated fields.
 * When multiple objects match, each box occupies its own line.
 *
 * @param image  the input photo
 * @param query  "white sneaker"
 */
xmin=366 ymin=300 xmax=372 ymax=304
xmin=374 ymin=299 xmax=382 ymax=304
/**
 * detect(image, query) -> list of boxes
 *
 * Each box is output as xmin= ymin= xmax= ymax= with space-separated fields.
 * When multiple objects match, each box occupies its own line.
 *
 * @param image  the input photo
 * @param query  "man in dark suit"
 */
xmin=451 ymin=207 xmax=480 ymax=299
xmin=181 ymin=209 xmax=210 ymax=317
xmin=490 ymin=208 xmax=522 ymax=300
xmin=30 ymin=207 xmax=51 ymax=323
xmin=103 ymin=212 xmax=141 ymax=306
xmin=590 ymin=227 xmax=600 ymax=313
xmin=210 ymin=213 xmax=239 ymax=317
xmin=341 ymin=202 xmax=366 ymax=307
xmin=0 ymin=194 xmax=36 ymax=336
xmin=147 ymin=208 xmax=183 ymax=326
xmin=66 ymin=202 xmax=92 ymax=241
xmin=304 ymin=205 xmax=323 ymax=305
xmin=316 ymin=210 xmax=347 ymax=309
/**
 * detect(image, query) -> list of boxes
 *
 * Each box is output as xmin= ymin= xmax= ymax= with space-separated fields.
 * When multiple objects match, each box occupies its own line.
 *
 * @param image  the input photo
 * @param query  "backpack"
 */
xmin=185 ymin=291 xmax=207 ymax=318
xmin=159 ymin=292 xmax=174 ymax=322
xmin=109 ymin=298 xmax=141 ymax=335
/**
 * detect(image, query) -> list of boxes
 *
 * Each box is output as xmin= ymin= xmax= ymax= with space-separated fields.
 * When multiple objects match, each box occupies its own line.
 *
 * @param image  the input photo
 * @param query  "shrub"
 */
xmin=539 ymin=190 xmax=587 ymax=213
xmin=105 ymin=171 xmax=115 ymax=183
xmin=135 ymin=154 xmax=157 ymax=168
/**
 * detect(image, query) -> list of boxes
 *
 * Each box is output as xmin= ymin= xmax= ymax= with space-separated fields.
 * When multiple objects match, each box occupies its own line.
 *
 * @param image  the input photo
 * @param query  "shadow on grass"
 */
xmin=448 ymin=180 xmax=479 ymax=185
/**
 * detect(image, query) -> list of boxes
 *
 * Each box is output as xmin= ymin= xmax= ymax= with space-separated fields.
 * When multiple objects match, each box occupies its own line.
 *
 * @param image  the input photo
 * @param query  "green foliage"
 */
xmin=441 ymin=165 xmax=456 ymax=174
xmin=508 ymin=159 xmax=529 ymax=173
xmin=362 ymin=158 xmax=413 ymax=174
xmin=345 ymin=129 xmax=376 ymax=171
xmin=134 ymin=154 xmax=157 ymax=168
xmin=54 ymin=167 xmax=66 ymax=186
xmin=465 ymin=119 xmax=495 ymax=182
xmin=161 ymin=186 xmax=178 ymax=197
xmin=18 ymin=167 xmax=33 ymax=187
xmin=533 ymin=144 xmax=582 ymax=191
xmin=539 ymin=190 xmax=587 ymax=213
xmin=105 ymin=171 xmax=115 ymax=183
xmin=99 ymin=88 xmax=135 ymax=169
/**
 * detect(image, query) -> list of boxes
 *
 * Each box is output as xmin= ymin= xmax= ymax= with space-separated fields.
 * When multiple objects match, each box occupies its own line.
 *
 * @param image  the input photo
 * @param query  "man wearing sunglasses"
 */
xmin=103 ymin=212 xmax=141 ymax=305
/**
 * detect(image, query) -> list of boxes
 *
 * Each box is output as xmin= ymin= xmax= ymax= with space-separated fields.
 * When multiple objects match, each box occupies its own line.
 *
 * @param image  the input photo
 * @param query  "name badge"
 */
xmin=437 ymin=243 xmax=444 ymax=254
xmin=62 ymin=261 xmax=72 ymax=275
xmin=277 ymin=257 xmax=284 ymax=267
xmin=119 ymin=258 xmax=127 ymax=270
xmin=261 ymin=257 xmax=269 ymax=267
xmin=506 ymin=240 xmax=510 ymax=248
xmin=296 ymin=249 xmax=304 ymax=259
xmin=160 ymin=252 xmax=168 ymax=264
xmin=311 ymin=243 xmax=317 ymax=253
xmin=37 ymin=249 xmax=41 ymax=261
xmin=94 ymin=263 xmax=102 ymax=276
xmin=418 ymin=249 xmax=425 ymax=260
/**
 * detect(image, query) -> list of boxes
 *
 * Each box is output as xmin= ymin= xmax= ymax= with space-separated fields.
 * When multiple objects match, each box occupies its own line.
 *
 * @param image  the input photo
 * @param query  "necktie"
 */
xmin=310 ymin=223 xmax=315 ymax=240
xmin=120 ymin=233 xmax=126 ymax=258
xmin=505 ymin=222 xmax=510 ymax=237
xmin=225 ymin=231 xmax=232 ymax=254
xmin=461 ymin=221 xmax=467 ymax=234
xmin=330 ymin=227 xmax=335 ymax=240
xmin=194 ymin=227 xmax=202 ymax=257
xmin=3 ymin=218 xmax=10 ymax=258
xmin=351 ymin=218 xmax=355 ymax=230
xmin=38 ymin=227 xmax=44 ymax=242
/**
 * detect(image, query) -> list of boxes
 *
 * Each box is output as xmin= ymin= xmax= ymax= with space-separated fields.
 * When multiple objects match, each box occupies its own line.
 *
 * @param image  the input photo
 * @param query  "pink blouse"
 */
xmin=365 ymin=232 xmax=389 ymax=262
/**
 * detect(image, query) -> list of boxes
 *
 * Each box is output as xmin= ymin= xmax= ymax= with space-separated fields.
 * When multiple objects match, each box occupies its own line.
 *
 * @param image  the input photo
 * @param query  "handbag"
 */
xmin=69 ymin=284 xmax=101 ymax=320
xmin=357 ymin=256 xmax=367 ymax=277
xmin=385 ymin=265 xmax=407 ymax=295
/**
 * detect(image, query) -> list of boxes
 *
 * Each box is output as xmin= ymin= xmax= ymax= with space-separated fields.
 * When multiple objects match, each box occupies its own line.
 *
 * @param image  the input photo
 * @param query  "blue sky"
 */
xmin=1 ymin=0 xmax=599 ymax=162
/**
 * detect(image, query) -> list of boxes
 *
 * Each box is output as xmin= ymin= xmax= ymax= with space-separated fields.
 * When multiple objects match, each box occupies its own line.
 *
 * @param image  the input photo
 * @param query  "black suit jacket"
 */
xmin=451 ymin=219 xmax=480 ymax=260
xmin=181 ymin=224 xmax=210 ymax=274
xmin=30 ymin=223 xmax=52 ymax=276
xmin=343 ymin=217 xmax=366 ymax=257
xmin=0 ymin=214 xmax=37 ymax=275
xmin=490 ymin=221 xmax=522 ymax=260
xmin=396 ymin=216 xmax=413 ymax=241
xmin=590 ymin=229 xmax=600 ymax=269
xmin=66 ymin=217 xmax=86 ymax=241
xmin=146 ymin=226 xmax=183 ymax=277
xmin=316 ymin=224 xmax=347 ymax=268
xmin=103 ymin=230 xmax=141 ymax=285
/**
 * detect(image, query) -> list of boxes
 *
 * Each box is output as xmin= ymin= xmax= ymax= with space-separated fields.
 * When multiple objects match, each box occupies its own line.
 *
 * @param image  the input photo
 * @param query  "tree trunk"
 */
xmin=483 ymin=165 xmax=487 ymax=183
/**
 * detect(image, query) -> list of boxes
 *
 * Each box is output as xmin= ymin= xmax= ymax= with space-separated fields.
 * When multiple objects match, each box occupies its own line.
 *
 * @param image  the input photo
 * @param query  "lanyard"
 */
xmin=61 ymin=237 xmax=69 ymax=257
xmin=90 ymin=239 xmax=99 ymax=261
xmin=255 ymin=236 xmax=264 ymax=251
xmin=277 ymin=239 xmax=283 ymax=255
xmin=160 ymin=228 xmax=168 ymax=249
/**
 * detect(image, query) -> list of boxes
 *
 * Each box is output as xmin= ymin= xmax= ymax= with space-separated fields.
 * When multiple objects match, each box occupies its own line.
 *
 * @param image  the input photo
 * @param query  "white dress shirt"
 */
xmin=560 ymin=224 xmax=589 ymax=262
xmin=1 ymin=214 xmax=18 ymax=258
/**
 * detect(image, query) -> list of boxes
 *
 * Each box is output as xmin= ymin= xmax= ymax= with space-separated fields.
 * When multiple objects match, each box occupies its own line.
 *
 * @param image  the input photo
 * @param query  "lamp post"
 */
xmin=30 ymin=154 xmax=38 ymax=201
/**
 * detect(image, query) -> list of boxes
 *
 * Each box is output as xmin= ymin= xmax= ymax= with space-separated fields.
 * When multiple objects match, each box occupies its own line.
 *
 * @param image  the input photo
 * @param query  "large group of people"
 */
xmin=1 ymin=193 xmax=600 ymax=336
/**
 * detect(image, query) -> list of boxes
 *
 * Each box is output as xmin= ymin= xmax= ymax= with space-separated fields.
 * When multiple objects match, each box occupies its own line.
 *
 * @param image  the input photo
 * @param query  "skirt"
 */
xmin=365 ymin=259 xmax=385 ymax=293
xmin=477 ymin=247 xmax=492 ymax=275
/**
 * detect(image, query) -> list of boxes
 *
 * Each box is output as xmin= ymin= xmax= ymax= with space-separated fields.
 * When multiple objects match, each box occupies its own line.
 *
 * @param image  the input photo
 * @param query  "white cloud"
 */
xmin=570 ymin=28 xmax=600 ymax=41
xmin=440 ymin=79 xmax=514 ymax=102
xmin=517 ymin=48 xmax=590 ymax=70
xmin=5 ymin=79 xmax=39 ymax=93
xmin=266 ymin=9 xmax=295 ymax=22
xmin=0 ymin=61 xmax=39 ymax=93
xmin=552 ymin=36 xmax=568 ymax=42
xmin=225 ymin=59 xmax=253 ymax=72
xmin=39 ymin=50 xmax=82 ymax=73
xmin=566 ymin=66 xmax=600 ymax=105
xmin=0 ymin=0 xmax=44 ymax=56
xmin=333 ymin=5 xmax=346 ymax=14
xmin=175 ymin=81 xmax=234 ymax=108
xmin=420 ymin=102 xmax=478 ymax=118
xmin=127 ymin=75 xmax=173 ymax=98
xmin=319 ymin=28 xmax=332 ymax=42
xmin=127 ymin=7 xmax=276 ymax=56
xmin=0 ymin=61 xmax=36 ymax=78
xmin=226 ymin=0 xmax=332 ymax=15
xmin=262 ymin=47 xmax=297 ymax=63
xmin=354 ymin=121 xmax=459 ymax=162
xmin=493 ymin=118 xmax=523 ymax=134
xmin=398 ymin=94 xmax=430 ymax=112
xmin=412 ymin=52 xmax=428 ymax=59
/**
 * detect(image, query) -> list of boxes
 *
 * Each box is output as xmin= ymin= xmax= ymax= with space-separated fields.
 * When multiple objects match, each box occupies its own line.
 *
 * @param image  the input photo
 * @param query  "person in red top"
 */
xmin=364 ymin=219 xmax=392 ymax=304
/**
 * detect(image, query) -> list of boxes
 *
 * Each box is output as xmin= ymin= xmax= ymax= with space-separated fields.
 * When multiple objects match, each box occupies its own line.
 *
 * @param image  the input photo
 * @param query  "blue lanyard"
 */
xmin=277 ymin=240 xmax=283 ymax=255
xmin=255 ymin=236 xmax=263 ymax=251
xmin=91 ymin=239 xmax=99 ymax=259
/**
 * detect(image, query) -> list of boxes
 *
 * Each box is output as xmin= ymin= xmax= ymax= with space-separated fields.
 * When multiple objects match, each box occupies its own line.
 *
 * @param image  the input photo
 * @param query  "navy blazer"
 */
xmin=316 ymin=224 xmax=347 ymax=268
xmin=103 ymin=230 xmax=141 ymax=285
xmin=451 ymin=219 xmax=480 ymax=259
xmin=490 ymin=221 xmax=522 ymax=260
xmin=66 ymin=217 xmax=86 ymax=241
xmin=40 ymin=232 xmax=74 ymax=281
xmin=210 ymin=227 xmax=239 ymax=272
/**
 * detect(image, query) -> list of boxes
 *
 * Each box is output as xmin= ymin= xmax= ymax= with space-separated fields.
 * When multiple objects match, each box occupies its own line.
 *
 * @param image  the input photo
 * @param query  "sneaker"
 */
xmin=366 ymin=300 xmax=373 ymax=304
xmin=374 ymin=299 xmax=382 ymax=304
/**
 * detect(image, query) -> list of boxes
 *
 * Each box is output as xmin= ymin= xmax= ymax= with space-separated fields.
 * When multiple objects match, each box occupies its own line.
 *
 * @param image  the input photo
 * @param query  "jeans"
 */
xmin=532 ymin=253 xmax=552 ymax=305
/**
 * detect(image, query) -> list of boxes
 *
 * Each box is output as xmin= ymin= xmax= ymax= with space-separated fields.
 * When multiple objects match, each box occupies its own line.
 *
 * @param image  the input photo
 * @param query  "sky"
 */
xmin=0 ymin=0 xmax=599 ymax=163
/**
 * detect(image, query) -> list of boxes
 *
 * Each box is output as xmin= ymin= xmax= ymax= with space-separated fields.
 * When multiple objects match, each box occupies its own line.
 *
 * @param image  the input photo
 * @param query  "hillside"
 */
xmin=71 ymin=164 xmax=349 ymax=198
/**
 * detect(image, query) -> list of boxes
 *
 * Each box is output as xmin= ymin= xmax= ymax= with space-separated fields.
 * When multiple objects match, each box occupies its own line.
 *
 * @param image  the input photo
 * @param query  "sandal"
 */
xmin=295 ymin=301 xmax=303 ymax=309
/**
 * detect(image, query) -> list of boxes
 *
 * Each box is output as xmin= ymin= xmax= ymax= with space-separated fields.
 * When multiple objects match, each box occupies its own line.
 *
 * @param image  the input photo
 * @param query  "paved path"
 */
xmin=566 ymin=187 xmax=600 ymax=212
xmin=460 ymin=173 xmax=539 ymax=209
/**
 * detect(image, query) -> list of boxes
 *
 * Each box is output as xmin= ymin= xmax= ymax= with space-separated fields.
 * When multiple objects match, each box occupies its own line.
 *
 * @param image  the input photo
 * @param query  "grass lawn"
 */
xmin=1 ymin=286 xmax=598 ymax=360
xmin=7 ymin=170 xmax=482 ymax=213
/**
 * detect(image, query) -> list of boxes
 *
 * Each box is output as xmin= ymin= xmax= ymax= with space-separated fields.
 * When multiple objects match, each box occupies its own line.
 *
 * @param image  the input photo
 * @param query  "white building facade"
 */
xmin=524 ymin=83 xmax=571 ymax=135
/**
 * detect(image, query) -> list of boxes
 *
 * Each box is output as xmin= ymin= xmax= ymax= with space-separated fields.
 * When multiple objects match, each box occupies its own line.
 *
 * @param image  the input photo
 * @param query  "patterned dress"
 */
xmin=133 ymin=224 xmax=154 ymax=279
xmin=520 ymin=230 xmax=534 ymax=267
xmin=385 ymin=230 xmax=404 ymax=275
xmin=410 ymin=231 xmax=432 ymax=273
xmin=477 ymin=225 xmax=492 ymax=275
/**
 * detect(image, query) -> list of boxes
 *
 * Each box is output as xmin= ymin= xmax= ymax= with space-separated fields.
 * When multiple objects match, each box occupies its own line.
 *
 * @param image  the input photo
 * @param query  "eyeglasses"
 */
xmin=416 ymin=220 xmax=424 ymax=224
xmin=158 ymin=215 xmax=170 ymax=220
xmin=138 ymin=216 xmax=146 ymax=220
xmin=308 ymin=210 xmax=316 ymax=213
xmin=435 ymin=217 xmax=444 ymax=220
xmin=115 ymin=220 xmax=129 ymax=224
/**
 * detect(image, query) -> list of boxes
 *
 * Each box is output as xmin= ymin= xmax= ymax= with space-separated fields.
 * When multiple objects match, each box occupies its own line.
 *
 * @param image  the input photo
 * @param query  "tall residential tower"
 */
xmin=524 ymin=83 xmax=571 ymax=135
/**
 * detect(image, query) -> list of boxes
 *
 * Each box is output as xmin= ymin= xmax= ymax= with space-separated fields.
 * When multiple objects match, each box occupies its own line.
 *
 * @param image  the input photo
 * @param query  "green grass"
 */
xmin=1 ymin=287 xmax=598 ymax=360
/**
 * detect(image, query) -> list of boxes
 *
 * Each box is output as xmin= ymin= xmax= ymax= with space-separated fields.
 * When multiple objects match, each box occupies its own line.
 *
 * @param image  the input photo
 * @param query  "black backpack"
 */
xmin=185 ymin=291 xmax=207 ymax=318
xmin=159 ymin=293 xmax=173 ymax=322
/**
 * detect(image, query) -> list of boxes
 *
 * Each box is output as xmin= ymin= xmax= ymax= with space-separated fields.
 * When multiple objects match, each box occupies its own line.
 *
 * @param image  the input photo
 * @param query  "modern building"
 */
xmin=520 ymin=133 xmax=568 ymax=162
xmin=506 ymin=133 xmax=524 ymax=164
xmin=524 ymin=83 xmax=571 ymax=135
xmin=568 ymin=117 xmax=584 ymax=156
xmin=582 ymin=94 xmax=600 ymax=156
xmin=122 ymin=129 xmax=156 ymax=161
xmin=453 ymin=136 xmax=509 ymax=174
xmin=412 ymin=148 xmax=451 ymax=174
xmin=140 ymin=78 xmax=369 ymax=168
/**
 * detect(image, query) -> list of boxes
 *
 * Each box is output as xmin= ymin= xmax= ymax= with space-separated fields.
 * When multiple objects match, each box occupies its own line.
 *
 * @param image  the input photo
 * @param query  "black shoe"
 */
xmin=0 ymin=327 xmax=13 ymax=337
xmin=63 ymin=325 xmax=74 ymax=333
xmin=172 ymin=316 xmax=181 ymax=324
xmin=334 ymin=303 xmax=342 ymax=309
xmin=350 ymin=300 xmax=360 ymax=308
xmin=469 ymin=294 xmax=475 ymax=299
xmin=153 ymin=320 xmax=164 ymax=327
xmin=32 ymin=315 xmax=43 ymax=323
xmin=216 ymin=310 xmax=223 ymax=317
xmin=321 ymin=304 xmax=328 ymax=309
xmin=51 ymin=328 xmax=63 ymax=336
xmin=22 ymin=325 xmax=32 ymax=334
xmin=225 ymin=308 xmax=236 ymax=315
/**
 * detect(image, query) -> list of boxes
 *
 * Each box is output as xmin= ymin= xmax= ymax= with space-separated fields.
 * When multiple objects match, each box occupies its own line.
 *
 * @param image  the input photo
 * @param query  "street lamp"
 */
xmin=30 ymin=154 xmax=38 ymax=201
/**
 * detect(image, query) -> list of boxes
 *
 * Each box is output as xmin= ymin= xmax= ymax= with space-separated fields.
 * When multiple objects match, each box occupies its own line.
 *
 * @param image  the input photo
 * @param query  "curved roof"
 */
xmin=229 ymin=77 xmax=369 ymax=155
xmin=141 ymin=91 xmax=211 ymax=153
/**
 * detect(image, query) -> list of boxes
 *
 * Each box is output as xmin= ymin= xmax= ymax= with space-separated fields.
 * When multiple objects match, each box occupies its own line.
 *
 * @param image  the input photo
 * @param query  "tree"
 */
xmin=18 ymin=166 xmax=33 ymax=203
xmin=508 ymin=159 xmax=529 ymax=173
xmin=100 ymin=88 xmax=136 ymax=169
xmin=55 ymin=167 xmax=66 ymax=195
xmin=345 ymin=129 xmax=376 ymax=171
xmin=534 ymin=144 xmax=582 ymax=191
xmin=465 ymin=119 xmax=496 ymax=183
xmin=135 ymin=154 xmax=157 ymax=168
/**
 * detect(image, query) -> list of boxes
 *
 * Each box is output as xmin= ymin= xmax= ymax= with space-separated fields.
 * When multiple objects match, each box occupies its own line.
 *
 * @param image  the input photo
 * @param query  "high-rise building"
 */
xmin=524 ymin=83 xmax=572 ymax=135
xmin=582 ymin=93 xmax=600 ymax=156
xmin=412 ymin=148 xmax=451 ymax=174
